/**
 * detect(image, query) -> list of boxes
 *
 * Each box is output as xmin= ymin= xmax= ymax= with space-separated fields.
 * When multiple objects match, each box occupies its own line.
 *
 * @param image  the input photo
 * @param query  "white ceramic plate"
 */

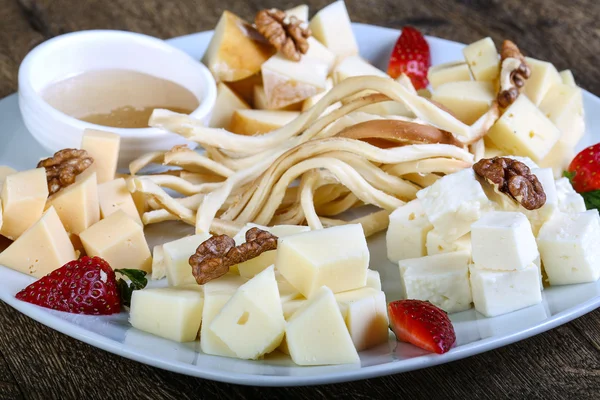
xmin=0 ymin=24 xmax=599 ymax=387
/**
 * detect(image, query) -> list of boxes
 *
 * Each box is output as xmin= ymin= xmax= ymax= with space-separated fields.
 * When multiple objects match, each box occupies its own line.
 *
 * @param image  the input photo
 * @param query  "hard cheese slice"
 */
xmin=98 ymin=178 xmax=142 ymax=225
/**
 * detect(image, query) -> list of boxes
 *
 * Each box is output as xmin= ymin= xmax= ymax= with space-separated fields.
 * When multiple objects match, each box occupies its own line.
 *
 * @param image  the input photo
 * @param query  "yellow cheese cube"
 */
xmin=559 ymin=69 xmax=576 ymax=86
xmin=432 ymin=81 xmax=495 ymax=124
xmin=226 ymin=73 xmax=262 ymax=105
xmin=151 ymin=244 xmax=166 ymax=280
xmin=522 ymin=57 xmax=561 ymax=105
xmin=462 ymin=37 xmax=500 ymax=81
xmin=0 ymin=207 xmax=75 ymax=277
xmin=0 ymin=168 xmax=48 ymax=240
xmin=228 ymin=109 xmax=300 ymax=136
xmin=79 ymin=210 xmax=152 ymax=272
xmin=487 ymin=95 xmax=560 ymax=163
xmin=366 ymin=269 xmax=381 ymax=290
xmin=539 ymin=139 xmax=575 ymax=179
xmin=539 ymin=83 xmax=585 ymax=147
xmin=276 ymin=272 xmax=302 ymax=302
xmin=301 ymin=78 xmax=341 ymax=115
xmin=98 ymin=178 xmax=142 ymax=225
xmin=286 ymin=286 xmax=359 ymax=365
xmin=0 ymin=166 xmax=16 ymax=190
xmin=309 ymin=1 xmax=358 ymax=61
xmin=209 ymin=83 xmax=250 ymax=128
xmin=333 ymin=55 xmax=388 ymax=83
xmin=80 ymin=129 xmax=120 ymax=184
xmin=285 ymin=5 xmax=309 ymax=21
xmin=253 ymin=85 xmax=302 ymax=111
xmin=129 ymin=287 xmax=204 ymax=342
xmin=46 ymin=170 xmax=100 ymax=235
xmin=163 ymin=234 xmax=211 ymax=286
xmin=304 ymin=37 xmax=336 ymax=74
xmin=427 ymin=61 xmax=472 ymax=89
xmin=276 ymin=224 xmax=369 ymax=298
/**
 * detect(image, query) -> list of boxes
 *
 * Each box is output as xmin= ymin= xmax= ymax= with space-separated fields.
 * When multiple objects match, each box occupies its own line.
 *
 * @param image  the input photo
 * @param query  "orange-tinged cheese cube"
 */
xmin=98 ymin=178 xmax=142 ymax=225
xmin=79 ymin=210 xmax=152 ymax=272
xmin=209 ymin=83 xmax=250 ymax=128
xmin=81 ymin=129 xmax=121 ymax=184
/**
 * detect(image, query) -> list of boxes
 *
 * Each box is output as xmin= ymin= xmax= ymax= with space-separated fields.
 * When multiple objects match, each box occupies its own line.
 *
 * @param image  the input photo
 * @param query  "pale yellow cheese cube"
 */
xmin=462 ymin=37 xmax=500 ymax=81
xmin=539 ymin=140 xmax=575 ymax=179
xmin=276 ymin=224 xmax=369 ymax=298
xmin=151 ymin=245 xmax=166 ymax=280
xmin=309 ymin=1 xmax=358 ymax=61
xmin=46 ymin=170 xmax=100 ymax=235
xmin=285 ymin=5 xmax=309 ymax=21
xmin=432 ymin=81 xmax=495 ymax=124
xmin=539 ymin=83 xmax=585 ymax=147
xmin=0 ymin=168 xmax=48 ymax=240
xmin=366 ymin=269 xmax=382 ymax=291
xmin=81 ymin=129 xmax=121 ymax=184
xmin=79 ymin=210 xmax=152 ymax=272
xmin=301 ymin=78 xmax=341 ymax=115
xmin=0 ymin=207 xmax=75 ymax=277
xmin=286 ymin=286 xmax=359 ymax=365
xmin=487 ymin=95 xmax=560 ymax=163
xmin=228 ymin=109 xmax=300 ymax=136
xmin=209 ymin=82 xmax=250 ymax=128
xmin=522 ymin=57 xmax=561 ymax=105
xmin=304 ymin=37 xmax=336 ymax=74
xmin=427 ymin=61 xmax=472 ymax=89
xmin=253 ymin=85 xmax=301 ymax=111
xmin=0 ymin=166 xmax=16 ymax=190
xmin=129 ymin=287 xmax=204 ymax=342
xmin=163 ymin=234 xmax=211 ymax=286
xmin=98 ymin=178 xmax=142 ymax=225
xmin=559 ymin=69 xmax=576 ymax=86
xmin=203 ymin=273 xmax=248 ymax=293
xmin=333 ymin=55 xmax=389 ymax=83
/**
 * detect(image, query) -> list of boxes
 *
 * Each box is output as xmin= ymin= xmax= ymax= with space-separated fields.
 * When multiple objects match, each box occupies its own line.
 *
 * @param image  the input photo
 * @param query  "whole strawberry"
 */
xmin=16 ymin=256 xmax=121 ymax=315
xmin=388 ymin=299 xmax=455 ymax=354
xmin=565 ymin=143 xmax=600 ymax=210
xmin=387 ymin=26 xmax=431 ymax=89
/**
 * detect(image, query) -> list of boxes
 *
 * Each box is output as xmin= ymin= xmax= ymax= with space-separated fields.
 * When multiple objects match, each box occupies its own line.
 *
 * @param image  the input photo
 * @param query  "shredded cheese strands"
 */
xmin=139 ymin=175 xmax=222 ymax=196
xmin=383 ymin=158 xmax=472 ymax=176
xmin=163 ymin=147 xmax=234 ymax=177
xmin=300 ymin=171 xmax=322 ymax=230
xmin=470 ymin=138 xmax=486 ymax=162
xmin=129 ymin=151 xmax=165 ymax=175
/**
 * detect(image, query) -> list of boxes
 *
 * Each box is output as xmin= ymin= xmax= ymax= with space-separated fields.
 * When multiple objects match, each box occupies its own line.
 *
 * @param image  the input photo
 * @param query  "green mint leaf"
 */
xmin=580 ymin=190 xmax=600 ymax=211
xmin=563 ymin=170 xmax=575 ymax=183
xmin=114 ymin=269 xmax=148 ymax=307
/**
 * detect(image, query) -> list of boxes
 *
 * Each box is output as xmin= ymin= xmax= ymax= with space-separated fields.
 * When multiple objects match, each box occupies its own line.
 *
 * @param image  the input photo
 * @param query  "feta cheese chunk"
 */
xmin=210 ymin=266 xmax=285 ymax=359
xmin=426 ymin=231 xmax=471 ymax=256
xmin=386 ymin=200 xmax=433 ymax=262
xmin=129 ymin=287 xmax=203 ymax=342
xmin=431 ymin=81 xmax=495 ymax=124
xmin=469 ymin=262 xmax=542 ymax=317
xmin=462 ymin=37 xmax=500 ymax=81
xmin=417 ymin=168 xmax=490 ymax=241
xmin=285 ymin=286 xmax=359 ymax=365
xmin=537 ymin=211 xmax=600 ymax=285
xmin=522 ymin=57 xmax=562 ymax=105
xmin=163 ymin=234 xmax=212 ymax=286
xmin=80 ymin=129 xmax=120 ymax=183
xmin=399 ymin=251 xmax=472 ymax=313
xmin=309 ymin=1 xmax=359 ymax=61
xmin=276 ymin=224 xmax=369 ymax=298
xmin=555 ymin=177 xmax=586 ymax=214
xmin=471 ymin=211 xmax=538 ymax=271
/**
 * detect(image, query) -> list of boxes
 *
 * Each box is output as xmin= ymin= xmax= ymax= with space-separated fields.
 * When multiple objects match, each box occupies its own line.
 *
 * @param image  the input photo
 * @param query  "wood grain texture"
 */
xmin=0 ymin=0 xmax=599 ymax=398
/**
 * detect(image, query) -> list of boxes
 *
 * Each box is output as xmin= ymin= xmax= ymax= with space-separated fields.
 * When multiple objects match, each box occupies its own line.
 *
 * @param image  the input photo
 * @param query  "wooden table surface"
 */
xmin=0 ymin=0 xmax=599 ymax=398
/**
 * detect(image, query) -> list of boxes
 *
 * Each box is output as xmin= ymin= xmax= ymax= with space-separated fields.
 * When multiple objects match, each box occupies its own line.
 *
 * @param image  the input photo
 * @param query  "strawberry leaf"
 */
xmin=580 ymin=190 xmax=600 ymax=211
xmin=115 ymin=269 xmax=148 ymax=307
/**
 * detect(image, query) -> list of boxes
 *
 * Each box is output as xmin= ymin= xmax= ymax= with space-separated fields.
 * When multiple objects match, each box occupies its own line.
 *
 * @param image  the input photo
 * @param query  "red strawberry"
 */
xmin=16 ymin=256 xmax=121 ymax=315
xmin=566 ymin=144 xmax=600 ymax=193
xmin=387 ymin=26 xmax=431 ymax=89
xmin=388 ymin=299 xmax=455 ymax=354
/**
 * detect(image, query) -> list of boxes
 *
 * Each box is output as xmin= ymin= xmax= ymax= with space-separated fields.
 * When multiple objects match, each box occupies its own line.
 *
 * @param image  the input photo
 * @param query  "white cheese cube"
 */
xmin=151 ymin=245 xmax=166 ymax=280
xmin=285 ymin=286 xmax=359 ymax=365
xmin=304 ymin=37 xmax=336 ymax=74
xmin=431 ymin=81 xmax=495 ymax=124
xmin=426 ymin=231 xmax=471 ymax=256
xmin=555 ymin=177 xmax=586 ymax=214
xmin=209 ymin=82 xmax=250 ymax=128
xmin=462 ymin=37 xmax=500 ymax=81
xmin=469 ymin=262 xmax=542 ymax=317
xmin=129 ymin=287 xmax=203 ymax=342
xmin=503 ymin=155 xmax=540 ymax=170
xmin=416 ymin=168 xmax=490 ymax=241
xmin=98 ymin=178 xmax=142 ymax=225
xmin=522 ymin=57 xmax=562 ymax=105
xmin=309 ymin=1 xmax=358 ymax=61
xmin=427 ymin=61 xmax=472 ymax=89
xmin=81 ymin=129 xmax=120 ymax=183
xmin=285 ymin=5 xmax=309 ymax=21
xmin=163 ymin=234 xmax=212 ymax=286
xmin=335 ymin=287 xmax=389 ymax=351
xmin=276 ymin=224 xmax=369 ymax=298
xmin=539 ymin=83 xmax=585 ymax=148
xmin=386 ymin=200 xmax=433 ymax=262
xmin=559 ymin=69 xmax=576 ymax=86
xmin=366 ymin=269 xmax=382 ymax=291
xmin=399 ymin=251 xmax=472 ymax=313
xmin=537 ymin=211 xmax=600 ymax=285
xmin=471 ymin=211 xmax=538 ymax=271
xmin=209 ymin=266 xmax=285 ymax=359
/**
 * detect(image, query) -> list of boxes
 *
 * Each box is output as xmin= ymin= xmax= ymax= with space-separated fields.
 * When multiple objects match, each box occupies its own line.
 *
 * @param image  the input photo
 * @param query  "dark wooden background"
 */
xmin=0 ymin=0 xmax=599 ymax=398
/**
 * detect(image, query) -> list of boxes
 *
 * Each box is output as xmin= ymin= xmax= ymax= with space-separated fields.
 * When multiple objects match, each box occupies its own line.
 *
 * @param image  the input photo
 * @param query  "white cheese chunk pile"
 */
xmin=555 ymin=177 xmax=586 ymax=214
xmin=426 ymin=230 xmax=471 ymax=256
xmin=386 ymin=199 xmax=432 ymax=262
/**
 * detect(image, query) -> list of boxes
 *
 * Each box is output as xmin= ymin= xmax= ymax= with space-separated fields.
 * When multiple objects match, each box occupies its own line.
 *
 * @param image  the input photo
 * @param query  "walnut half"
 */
xmin=255 ymin=9 xmax=311 ymax=61
xmin=189 ymin=227 xmax=278 ymax=285
xmin=473 ymin=157 xmax=546 ymax=210
xmin=497 ymin=40 xmax=531 ymax=108
xmin=37 ymin=149 xmax=94 ymax=195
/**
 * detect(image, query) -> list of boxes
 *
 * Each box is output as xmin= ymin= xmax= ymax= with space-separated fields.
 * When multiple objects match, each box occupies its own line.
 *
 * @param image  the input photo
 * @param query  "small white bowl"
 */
xmin=18 ymin=30 xmax=216 ymax=167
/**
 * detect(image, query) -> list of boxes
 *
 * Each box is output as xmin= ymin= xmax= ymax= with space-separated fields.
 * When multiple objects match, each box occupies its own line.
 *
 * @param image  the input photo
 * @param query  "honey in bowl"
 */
xmin=42 ymin=69 xmax=200 ymax=129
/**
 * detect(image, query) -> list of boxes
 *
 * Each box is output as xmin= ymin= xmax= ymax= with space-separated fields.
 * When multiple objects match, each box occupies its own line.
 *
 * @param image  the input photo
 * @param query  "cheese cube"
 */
xmin=487 ymin=94 xmax=560 ymax=163
xmin=333 ymin=55 xmax=389 ymax=83
xmin=334 ymin=287 xmax=389 ymax=351
xmin=0 ymin=166 xmax=16 ymax=190
xmin=426 ymin=231 xmax=471 ymax=256
xmin=261 ymin=53 xmax=328 ymax=109
xmin=286 ymin=286 xmax=359 ymax=365
xmin=559 ymin=69 xmax=576 ymax=86
xmin=276 ymin=272 xmax=302 ymax=303
xmin=0 ymin=207 xmax=75 ymax=277
xmin=301 ymin=78 xmax=338 ymax=113
xmin=427 ymin=61 xmax=472 ymax=89
xmin=555 ymin=177 xmax=586 ymax=214
xmin=366 ymin=269 xmax=382 ymax=291
xmin=46 ymin=170 xmax=100 ymax=235
xmin=276 ymin=224 xmax=369 ymax=298
xmin=537 ymin=211 xmax=600 ymax=285
xmin=399 ymin=251 xmax=472 ymax=313
xmin=0 ymin=168 xmax=48 ymax=240
xmin=98 ymin=178 xmax=142 ymax=225
xmin=81 ymin=129 xmax=121 ymax=183
xmin=203 ymin=273 xmax=248 ymax=293
xmin=309 ymin=1 xmax=358 ymax=61
xmin=539 ymin=140 xmax=575 ymax=179
xmin=151 ymin=245 xmax=166 ymax=280
xmin=226 ymin=73 xmax=262 ymax=105
xmin=209 ymin=83 xmax=250 ymax=128
xmin=522 ymin=57 xmax=562 ymax=105
xmin=129 ymin=287 xmax=204 ymax=342
xmin=431 ymin=81 xmax=495 ymax=124
xmin=209 ymin=266 xmax=285 ymax=359
xmin=80 ymin=210 xmax=152 ymax=272
xmin=228 ymin=109 xmax=300 ymax=136
xmin=163 ymin=234 xmax=212 ymax=286
xmin=285 ymin=5 xmax=309 ymax=21
xmin=471 ymin=211 xmax=538 ymax=270
xmin=469 ymin=262 xmax=542 ymax=317
xmin=202 ymin=11 xmax=275 ymax=82
xmin=539 ymin=83 xmax=585 ymax=147
xmin=386 ymin=200 xmax=433 ymax=262
xmin=462 ymin=37 xmax=500 ymax=81
xmin=304 ymin=37 xmax=336 ymax=74
xmin=253 ymin=85 xmax=301 ymax=111
xmin=416 ymin=168 xmax=490 ymax=241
